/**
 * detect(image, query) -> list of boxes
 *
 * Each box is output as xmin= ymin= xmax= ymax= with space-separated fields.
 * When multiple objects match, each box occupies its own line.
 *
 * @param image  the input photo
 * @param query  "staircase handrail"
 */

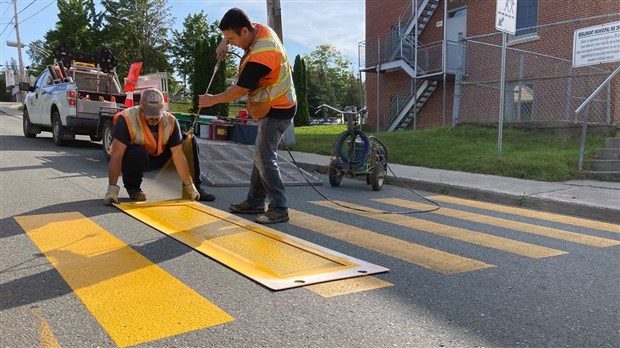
xmin=576 ymin=65 xmax=620 ymax=170
xmin=385 ymin=79 xmax=427 ymax=128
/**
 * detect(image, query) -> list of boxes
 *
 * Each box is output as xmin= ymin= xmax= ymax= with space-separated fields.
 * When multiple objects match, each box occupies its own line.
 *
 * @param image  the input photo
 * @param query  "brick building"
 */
xmin=360 ymin=0 xmax=620 ymax=131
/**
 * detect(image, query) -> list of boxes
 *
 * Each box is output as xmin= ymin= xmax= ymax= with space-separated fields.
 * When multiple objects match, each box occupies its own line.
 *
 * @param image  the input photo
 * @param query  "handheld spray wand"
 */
xmin=187 ymin=56 xmax=223 ymax=135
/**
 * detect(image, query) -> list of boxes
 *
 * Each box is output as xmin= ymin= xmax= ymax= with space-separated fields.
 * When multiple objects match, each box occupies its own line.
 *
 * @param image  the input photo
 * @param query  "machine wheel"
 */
xmin=51 ymin=111 xmax=68 ymax=146
xmin=102 ymin=120 xmax=114 ymax=160
xmin=23 ymin=108 xmax=37 ymax=138
xmin=328 ymin=160 xmax=343 ymax=187
xmin=370 ymin=161 xmax=386 ymax=191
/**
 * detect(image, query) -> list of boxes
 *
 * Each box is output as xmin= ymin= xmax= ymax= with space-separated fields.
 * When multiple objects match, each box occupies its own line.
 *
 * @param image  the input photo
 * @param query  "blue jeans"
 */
xmin=246 ymin=117 xmax=293 ymax=212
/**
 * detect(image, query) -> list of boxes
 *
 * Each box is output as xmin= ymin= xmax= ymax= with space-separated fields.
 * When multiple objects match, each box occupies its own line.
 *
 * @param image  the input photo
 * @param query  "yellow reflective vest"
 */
xmin=239 ymin=23 xmax=296 ymax=118
xmin=114 ymin=106 xmax=176 ymax=156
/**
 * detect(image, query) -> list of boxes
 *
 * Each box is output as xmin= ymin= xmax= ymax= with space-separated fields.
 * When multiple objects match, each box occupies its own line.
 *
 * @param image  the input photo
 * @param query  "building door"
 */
xmin=447 ymin=7 xmax=467 ymax=72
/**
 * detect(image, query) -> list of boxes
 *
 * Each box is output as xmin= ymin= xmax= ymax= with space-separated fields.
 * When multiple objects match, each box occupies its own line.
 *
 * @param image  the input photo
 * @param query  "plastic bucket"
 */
xmin=214 ymin=124 xmax=228 ymax=141
xmin=199 ymin=124 xmax=209 ymax=139
xmin=240 ymin=124 xmax=258 ymax=145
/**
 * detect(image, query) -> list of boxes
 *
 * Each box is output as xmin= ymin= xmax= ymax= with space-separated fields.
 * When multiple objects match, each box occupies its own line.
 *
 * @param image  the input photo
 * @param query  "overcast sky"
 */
xmin=0 ymin=0 xmax=365 ymax=71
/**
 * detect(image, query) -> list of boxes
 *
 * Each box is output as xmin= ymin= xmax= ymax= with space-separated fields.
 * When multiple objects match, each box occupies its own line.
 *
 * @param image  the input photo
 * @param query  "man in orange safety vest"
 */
xmin=104 ymin=88 xmax=215 ymax=204
xmin=199 ymin=8 xmax=296 ymax=224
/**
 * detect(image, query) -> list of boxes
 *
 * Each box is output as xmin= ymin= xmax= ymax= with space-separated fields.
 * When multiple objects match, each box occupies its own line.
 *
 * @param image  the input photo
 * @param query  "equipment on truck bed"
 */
xmin=53 ymin=41 xmax=118 ymax=73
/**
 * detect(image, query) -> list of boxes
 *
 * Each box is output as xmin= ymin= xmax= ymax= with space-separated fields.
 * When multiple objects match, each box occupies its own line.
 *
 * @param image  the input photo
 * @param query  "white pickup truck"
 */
xmin=19 ymin=62 xmax=125 ymax=146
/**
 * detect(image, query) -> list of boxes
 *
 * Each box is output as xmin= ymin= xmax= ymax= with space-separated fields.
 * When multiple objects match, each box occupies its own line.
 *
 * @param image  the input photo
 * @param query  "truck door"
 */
xmin=30 ymin=70 xmax=52 ymax=124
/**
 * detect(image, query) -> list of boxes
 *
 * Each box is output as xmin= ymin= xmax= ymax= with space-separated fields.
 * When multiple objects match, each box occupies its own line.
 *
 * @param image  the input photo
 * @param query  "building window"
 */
xmin=448 ymin=8 xmax=466 ymax=18
xmin=515 ymin=0 xmax=538 ymax=38
xmin=505 ymin=82 xmax=534 ymax=122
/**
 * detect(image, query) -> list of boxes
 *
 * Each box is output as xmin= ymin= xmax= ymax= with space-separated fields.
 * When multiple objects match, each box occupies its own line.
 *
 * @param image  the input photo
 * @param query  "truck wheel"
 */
xmin=51 ymin=111 xmax=68 ymax=146
xmin=102 ymin=120 xmax=114 ymax=160
xmin=23 ymin=108 xmax=37 ymax=138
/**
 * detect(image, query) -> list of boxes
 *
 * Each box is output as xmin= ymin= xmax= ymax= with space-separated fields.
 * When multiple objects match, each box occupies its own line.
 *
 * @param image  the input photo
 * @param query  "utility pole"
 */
xmin=12 ymin=0 xmax=26 ymax=84
xmin=266 ymin=0 xmax=295 ymax=145
xmin=266 ymin=0 xmax=283 ymax=41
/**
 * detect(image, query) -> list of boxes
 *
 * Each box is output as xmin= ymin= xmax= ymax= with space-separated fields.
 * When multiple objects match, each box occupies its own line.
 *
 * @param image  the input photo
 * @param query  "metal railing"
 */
xmin=576 ymin=65 xmax=620 ymax=170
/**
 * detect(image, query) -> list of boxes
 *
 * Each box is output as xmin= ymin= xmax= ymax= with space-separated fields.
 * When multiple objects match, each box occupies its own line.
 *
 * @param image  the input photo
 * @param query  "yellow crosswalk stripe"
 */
xmin=311 ymin=201 xmax=567 ymax=259
xmin=15 ymin=212 xmax=234 ymax=348
xmin=305 ymin=277 xmax=393 ymax=298
xmin=428 ymin=195 xmax=620 ymax=234
xmin=375 ymin=198 xmax=620 ymax=248
xmin=289 ymin=210 xmax=493 ymax=275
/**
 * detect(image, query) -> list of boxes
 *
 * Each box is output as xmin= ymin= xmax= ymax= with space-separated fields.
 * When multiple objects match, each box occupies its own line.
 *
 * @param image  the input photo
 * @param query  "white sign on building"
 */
xmin=496 ymin=0 xmax=517 ymax=35
xmin=573 ymin=21 xmax=620 ymax=68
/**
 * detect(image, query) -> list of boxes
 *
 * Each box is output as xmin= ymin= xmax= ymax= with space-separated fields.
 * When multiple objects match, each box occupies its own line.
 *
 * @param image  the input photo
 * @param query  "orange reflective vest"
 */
xmin=113 ymin=106 xmax=176 ymax=156
xmin=239 ymin=23 xmax=296 ymax=119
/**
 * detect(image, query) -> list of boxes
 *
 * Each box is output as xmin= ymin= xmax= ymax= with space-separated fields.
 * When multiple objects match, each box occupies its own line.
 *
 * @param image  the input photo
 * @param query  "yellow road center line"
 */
xmin=289 ymin=209 xmax=492 ymax=274
xmin=375 ymin=198 xmax=620 ymax=248
xmin=15 ymin=212 xmax=233 ymax=348
xmin=31 ymin=307 xmax=60 ymax=348
xmin=311 ymin=201 xmax=566 ymax=259
xmin=428 ymin=195 xmax=620 ymax=234
xmin=305 ymin=277 xmax=393 ymax=298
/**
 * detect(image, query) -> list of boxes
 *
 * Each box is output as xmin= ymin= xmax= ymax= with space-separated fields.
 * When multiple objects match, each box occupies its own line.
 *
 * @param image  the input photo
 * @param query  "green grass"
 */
xmin=288 ymin=125 xmax=610 ymax=182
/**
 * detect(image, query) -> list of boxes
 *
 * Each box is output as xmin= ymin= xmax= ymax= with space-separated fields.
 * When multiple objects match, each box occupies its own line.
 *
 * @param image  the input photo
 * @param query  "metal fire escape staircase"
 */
xmin=380 ymin=0 xmax=440 ymax=131
xmin=388 ymin=79 xmax=438 ymax=131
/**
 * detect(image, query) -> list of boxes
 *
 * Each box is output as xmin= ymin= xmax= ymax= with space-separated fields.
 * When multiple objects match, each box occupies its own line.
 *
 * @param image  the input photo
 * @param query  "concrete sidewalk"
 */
xmin=280 ymin=149 xmax=620 ymax=224
xmin=2 ymin=102 xmax=618 ymax=224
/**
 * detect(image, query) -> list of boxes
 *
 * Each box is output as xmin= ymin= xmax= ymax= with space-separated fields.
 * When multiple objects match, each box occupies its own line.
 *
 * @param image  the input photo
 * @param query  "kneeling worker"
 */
xmin=103 ymin=88 xmax=215 ymax=205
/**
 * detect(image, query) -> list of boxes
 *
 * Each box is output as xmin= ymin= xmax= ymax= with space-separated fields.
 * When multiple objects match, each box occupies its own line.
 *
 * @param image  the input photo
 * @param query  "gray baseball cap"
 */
xmin=140 ymin=88 xmax=165 ymax=117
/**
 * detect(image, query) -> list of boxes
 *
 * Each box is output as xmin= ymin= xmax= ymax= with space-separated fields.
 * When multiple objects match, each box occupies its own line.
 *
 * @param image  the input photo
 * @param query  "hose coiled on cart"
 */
xmin=334 ymin=129 xmax=372 ymax=166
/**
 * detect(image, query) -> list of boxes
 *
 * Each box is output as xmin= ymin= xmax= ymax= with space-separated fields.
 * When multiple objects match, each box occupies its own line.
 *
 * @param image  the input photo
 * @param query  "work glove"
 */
xmin=104 ymin=184 xmax=120 ymax=205
xmin=182 ymin=183 xmax=200 ymax=201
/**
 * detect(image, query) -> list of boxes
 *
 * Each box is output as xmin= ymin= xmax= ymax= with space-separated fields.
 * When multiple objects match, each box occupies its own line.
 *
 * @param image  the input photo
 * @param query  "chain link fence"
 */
xmin=454 ymin=14 xmax=620 ymax=129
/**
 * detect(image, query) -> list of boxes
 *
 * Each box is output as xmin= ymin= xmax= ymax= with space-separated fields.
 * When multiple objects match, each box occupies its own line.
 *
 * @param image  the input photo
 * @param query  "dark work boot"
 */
xmin=197 ymin=186 xmax=215 ymax=202
xmin=229 ymin=201 xmax=265 ymax=214
xmin=256 ymin=210 xmax=289 ymax=224
xmin=127 ymin=187 xmax=147 ymax=201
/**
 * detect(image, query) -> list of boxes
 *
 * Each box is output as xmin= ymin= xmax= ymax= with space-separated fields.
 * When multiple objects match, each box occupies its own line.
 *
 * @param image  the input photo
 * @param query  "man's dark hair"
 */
xmin=219 ymin=8 xmax=253 ymax=35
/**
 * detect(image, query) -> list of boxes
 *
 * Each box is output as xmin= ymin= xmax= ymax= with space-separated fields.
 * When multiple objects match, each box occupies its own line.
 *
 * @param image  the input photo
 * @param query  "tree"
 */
xmin=304 ymin=44 xmax=361 ymax=117
xmin=190 ymin=37 xmax=227 ymax=117
xmin=292 ymin=55 xmax=309 ymax=126
xmin=25 ymin=40 xmax=50 ymax=74
xmin=170 ymin=11 xmax=217 ymax=100
xmin=41 ymin=0 xmax=103 ymax=67
xmin=101 ymin=0 xmax=174 ymax=78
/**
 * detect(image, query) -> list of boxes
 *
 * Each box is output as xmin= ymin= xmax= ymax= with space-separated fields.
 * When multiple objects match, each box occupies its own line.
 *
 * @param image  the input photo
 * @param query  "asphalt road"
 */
xmin=1 ymin=111 xmax=619 ymax=348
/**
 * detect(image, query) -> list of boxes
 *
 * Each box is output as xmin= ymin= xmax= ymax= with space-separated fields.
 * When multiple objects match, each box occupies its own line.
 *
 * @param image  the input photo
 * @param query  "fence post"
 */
xmin=452 ymin=33 xmax=465 ymax=127
xmin=565 ymin=66 xmax=573 ymax=121
xmin=497 ymin=32 xmax=508 ymax=158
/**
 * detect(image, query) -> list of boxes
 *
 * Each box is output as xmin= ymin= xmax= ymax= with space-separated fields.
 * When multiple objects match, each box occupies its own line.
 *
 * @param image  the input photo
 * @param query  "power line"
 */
xmin=0 ymin=18 xmax=12 ymax=37
xmin=1 ymin=3 xmax=11 ymax=18
xmin=16 ymin=0 xmax=37 ymax=16
xmin=20 ymin=0 xmax=55 ymax=24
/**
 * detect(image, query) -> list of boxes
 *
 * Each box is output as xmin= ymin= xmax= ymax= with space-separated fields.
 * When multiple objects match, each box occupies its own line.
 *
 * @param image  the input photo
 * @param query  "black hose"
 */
xmin=334 ymin=129 xmax=371 ymax=166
